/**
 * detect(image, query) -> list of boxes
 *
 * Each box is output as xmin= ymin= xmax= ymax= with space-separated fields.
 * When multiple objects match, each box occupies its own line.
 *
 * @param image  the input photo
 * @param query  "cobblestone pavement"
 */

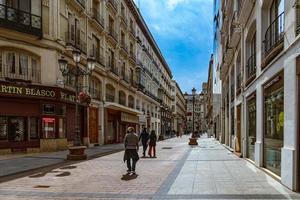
xmin=0 ymin=135 xmax=300 ymax=200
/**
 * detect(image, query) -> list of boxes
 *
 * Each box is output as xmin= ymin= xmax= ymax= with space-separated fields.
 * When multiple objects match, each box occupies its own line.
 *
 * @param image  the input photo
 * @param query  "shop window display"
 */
xmin=264 ymin=88 xmax=284 ymax=176
xmin=247 ymin=97 xmax=256 ymax=161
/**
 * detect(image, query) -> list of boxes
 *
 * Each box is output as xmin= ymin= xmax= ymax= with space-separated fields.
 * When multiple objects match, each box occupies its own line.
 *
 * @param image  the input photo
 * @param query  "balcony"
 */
xmin=0 ymin=4 xmax=42 ymax=37
xmin=67 ymin=0 xmax=86 ymax=12
xmin=246 ymin=54 xmax=256 ymax=85
xmin=129 ymin=26 xmax=136 ymax=38
xmin=76 ymin=0 xmax=86 ymax=8
xmin=129 ymin=51 xmax=136 ymax=63
xmin=91 ymin=8 xmax=104 ymax=31
xmin=65 ymin=31 xmax=87 ymax=54
xmin=223 ymin=46 xmax=234 ymax=65
xmin=229 ymin=12 xmax=240 ymax=48
xmin=262 ymin=12 xmax=284 ymax=68
xmin=236 ymin=0 xmax=255 ymax=25
xmin=107 ymin=26 xmax=118 ymax=44
xmin=107 ymin=0 xmax=117 ymax=12
xmin=90 ymin=48 xmax=105 ymax=67
xmin=120 ymin=13 xmax=128 ymax=25
xmin=107 ymin=60 xmax=118 ymax=76
xmin=0 ymin=64 xmax=41 ymax=83
xmin=120 ymin=42 xmax=128 ymax=55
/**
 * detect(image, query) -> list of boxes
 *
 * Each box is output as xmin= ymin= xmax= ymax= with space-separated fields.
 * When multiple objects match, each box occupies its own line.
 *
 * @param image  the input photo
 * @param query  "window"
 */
xmin=7 ymin=52 xmax=16 ymax=73
xmin=42 ymin=117 xmax=56 ymax=139
xmin=0 ymin=50 xmax=40 ymax=82
xmin=0 ymin=117 xmax=8 ymax=140
xmin=247 ymin=96 xmax=256 ymax=161
xmin=29 ymin=117 xmax=39 ymax=139
xmin=58 ymin=118 xmax=66 ymax=138
xmin=19 ymin=54 xmax=28 ymax=76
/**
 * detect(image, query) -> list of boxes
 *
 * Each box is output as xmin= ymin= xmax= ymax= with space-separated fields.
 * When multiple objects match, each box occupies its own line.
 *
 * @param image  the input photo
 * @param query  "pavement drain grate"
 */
xmin=162 ymin=147 xmax=173 ymax=149
xmin=34 ymin=185 xmax=50 ymax=188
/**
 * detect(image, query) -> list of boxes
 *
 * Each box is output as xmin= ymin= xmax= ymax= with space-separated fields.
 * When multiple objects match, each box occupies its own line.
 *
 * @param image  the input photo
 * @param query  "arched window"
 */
xmin=106 ymin=84 xmax=115 ymax=102
xmin=119 ymin=90 xmax=126 ymax=106
xmin=0 ymin=49 xmax=40 ymax=83
xmin=128 ymin=95 xmax=134 ymax=108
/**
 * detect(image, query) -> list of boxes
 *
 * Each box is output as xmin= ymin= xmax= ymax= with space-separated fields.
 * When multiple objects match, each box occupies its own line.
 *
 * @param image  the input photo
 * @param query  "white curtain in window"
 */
xmin=6 ymin=52 xmax=15 ymax=73
xmin=19 ymin=54 xmax=28 ymax=76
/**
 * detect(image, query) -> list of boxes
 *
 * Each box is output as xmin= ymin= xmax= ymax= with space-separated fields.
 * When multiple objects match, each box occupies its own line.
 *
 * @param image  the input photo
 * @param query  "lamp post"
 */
xmin=189 ymin=87 xmax=198 ymax=145
xmin=58 ymin=49 xmax=95 ymax=160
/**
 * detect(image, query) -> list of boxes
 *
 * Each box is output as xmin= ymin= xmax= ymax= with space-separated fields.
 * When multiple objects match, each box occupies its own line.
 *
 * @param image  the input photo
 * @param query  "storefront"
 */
xmin=246 ymin=93 xmax=256 ymax=161
xmin=263 ymin=72 xmax=284 ymax=176
xmin=104 ymin=103 xmax=140 ymax=144
xmin=0 ymin=82 xmax=87 ymax=153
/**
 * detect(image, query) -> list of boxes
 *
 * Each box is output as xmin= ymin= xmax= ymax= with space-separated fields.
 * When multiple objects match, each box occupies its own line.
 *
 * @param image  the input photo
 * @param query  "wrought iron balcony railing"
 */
xmin=0 ymin=4 xmax=42 ymax=37
xmin=120 ymin=42 xmax=128 ymax=53
xmin=246 ymin=54 xmax=256 ymax=81
xmin=0 ymin=64 xmax=41 ymax=83
xmin=76 ymin=0 xmax=86 ymax=8
xmin=263 ymin=12 xmax=284 ymax=57
xmin=90 ymin=48 xmax=105 ymax=66
xmin=107 ymin=26 xmax=118 ymax=42
xmin=107 ymin=60 xmax=118 ymax=76
xmin=92 ymin=8 xmax=104 ymax=28
xmin=108 ymin=0 xmax=117 ymax=11
xmin=65 ymin=30 xmax=86 ymax=54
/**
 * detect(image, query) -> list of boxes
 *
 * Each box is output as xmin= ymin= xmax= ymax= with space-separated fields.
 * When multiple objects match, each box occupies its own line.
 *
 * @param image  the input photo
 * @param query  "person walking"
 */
xmin=123 ymin=127 xmax=139 ymax=174
xmin=148 ymin=130 xmax=157 ymax=158
xmin=139 ymin=128 xmax=149 ymax=157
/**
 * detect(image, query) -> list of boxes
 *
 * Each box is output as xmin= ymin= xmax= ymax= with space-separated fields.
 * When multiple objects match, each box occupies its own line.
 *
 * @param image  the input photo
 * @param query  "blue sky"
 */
xmin=134 ymin=0 xmax=214 ymax=93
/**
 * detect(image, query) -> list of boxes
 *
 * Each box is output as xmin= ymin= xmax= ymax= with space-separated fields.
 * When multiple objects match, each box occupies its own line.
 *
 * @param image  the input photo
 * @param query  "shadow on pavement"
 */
xmin=121 ymin=173 xmax=138 ymax=181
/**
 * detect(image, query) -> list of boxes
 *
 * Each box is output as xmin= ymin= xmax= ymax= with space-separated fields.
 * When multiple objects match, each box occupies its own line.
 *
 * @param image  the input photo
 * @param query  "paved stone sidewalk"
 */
xmin=0 ymin=143 xmax=125 ymax=179
xmin=0 ymin=135 xmax=300 ymax=200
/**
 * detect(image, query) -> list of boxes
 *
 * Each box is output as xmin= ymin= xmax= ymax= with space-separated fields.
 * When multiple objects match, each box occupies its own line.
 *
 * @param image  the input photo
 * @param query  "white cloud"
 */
xmin=166 ymin=0 xmax=186 ymax=10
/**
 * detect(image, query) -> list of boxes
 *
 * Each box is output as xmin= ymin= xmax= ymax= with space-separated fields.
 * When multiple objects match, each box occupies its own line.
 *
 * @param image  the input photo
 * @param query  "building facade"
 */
xmin=171 ymin=80 xmax=186 ymax=136
xmin=0 ymin=0 xmax=175 ymax=153
xmin=184 ymin=90 xmax=206 ymax=134
xmin=217 ymin=0 xmax=300 ymax=191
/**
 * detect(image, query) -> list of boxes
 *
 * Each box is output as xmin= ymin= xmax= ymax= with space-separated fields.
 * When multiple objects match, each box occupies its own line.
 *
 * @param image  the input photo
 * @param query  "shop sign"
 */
xmin=0 ymin=84 xmax=56 ymax=98
xmin=60 ymin=92 xmax=76 ymax=103
xmin=121 ymin=112 xmax=138 ymax=124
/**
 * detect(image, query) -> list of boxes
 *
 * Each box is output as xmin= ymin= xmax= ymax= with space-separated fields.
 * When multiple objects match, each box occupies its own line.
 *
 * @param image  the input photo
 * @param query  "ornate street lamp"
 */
xmin=59 ymin=49 xmax=95 ymax=160
xmin=189 ymin=87 xmax=198 ymax=145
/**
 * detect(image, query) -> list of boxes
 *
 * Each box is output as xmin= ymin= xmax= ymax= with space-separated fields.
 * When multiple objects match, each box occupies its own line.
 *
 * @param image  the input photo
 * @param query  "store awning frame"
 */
xmin=104 ymin=102 xmax=143 ymax=115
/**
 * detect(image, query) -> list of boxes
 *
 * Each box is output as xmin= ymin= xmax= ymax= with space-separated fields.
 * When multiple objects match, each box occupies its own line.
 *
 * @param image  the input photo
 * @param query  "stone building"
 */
xmin=0 ymin=0 xmax=174 ymax=153
xmin=171 ymin=80 xmax=186 ymax=136
xmin=217 ymin=0 xmax=300 ymax=191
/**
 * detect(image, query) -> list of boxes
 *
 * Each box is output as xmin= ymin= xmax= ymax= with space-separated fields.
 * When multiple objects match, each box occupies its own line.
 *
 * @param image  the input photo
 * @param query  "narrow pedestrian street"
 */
xmin=0 ymin=135 xmax=299 ymax=200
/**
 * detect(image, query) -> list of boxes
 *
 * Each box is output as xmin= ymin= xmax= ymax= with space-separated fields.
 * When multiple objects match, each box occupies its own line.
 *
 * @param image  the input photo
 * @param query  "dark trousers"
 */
xmin=142 ymin=143 xmax=148 ymax=156
xmin=127 ymin=159 xmax=137 ymax=171
xmin=148 ymin=145 xmax=156 ymax=157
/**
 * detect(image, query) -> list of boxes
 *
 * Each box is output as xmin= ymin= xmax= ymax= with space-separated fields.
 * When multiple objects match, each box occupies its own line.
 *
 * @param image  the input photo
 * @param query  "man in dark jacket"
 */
xmin=124 ymin=127 xmax=139 ymax=174
xmin=139 ymin=128 xmax=149 ymax=157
